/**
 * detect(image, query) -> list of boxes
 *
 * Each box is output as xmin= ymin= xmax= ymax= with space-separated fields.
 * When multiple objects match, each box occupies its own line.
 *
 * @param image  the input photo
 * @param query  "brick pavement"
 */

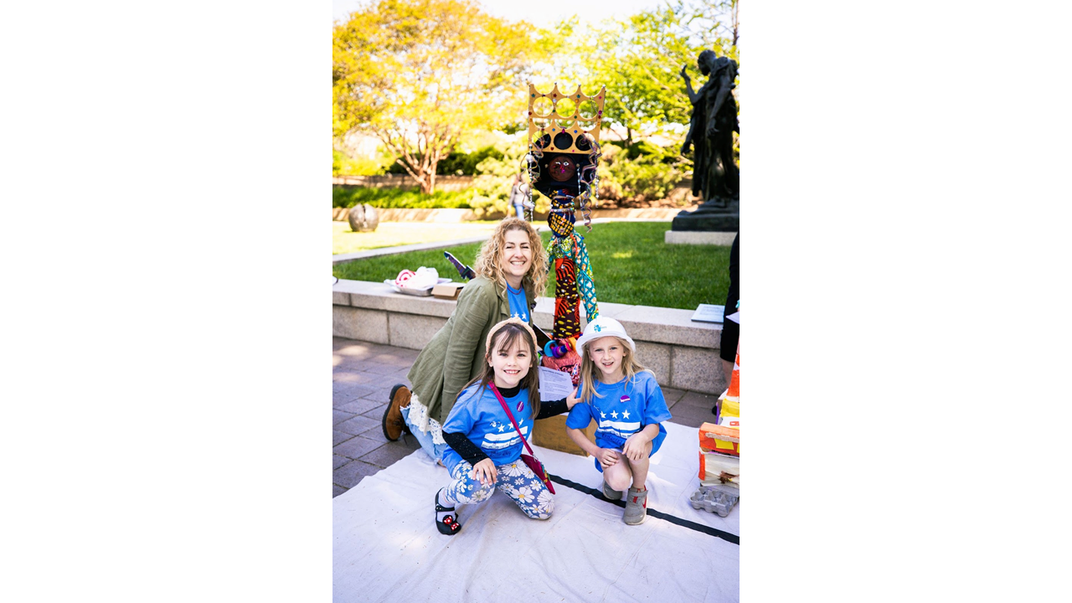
xmin=333 ymin=336 xmax=721 ymax=498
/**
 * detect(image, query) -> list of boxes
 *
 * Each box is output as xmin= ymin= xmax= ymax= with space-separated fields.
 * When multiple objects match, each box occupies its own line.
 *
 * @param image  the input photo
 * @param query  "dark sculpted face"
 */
xmin=548 ymin=156 xmax=576 ymax=182
xmin=698 ymin=51 xmax=717 ymax=76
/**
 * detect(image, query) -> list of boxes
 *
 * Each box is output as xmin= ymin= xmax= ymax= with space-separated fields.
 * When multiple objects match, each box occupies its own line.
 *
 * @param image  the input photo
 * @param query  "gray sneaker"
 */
xmin=623 ymin=487 xmax=648 ymax=525
xmin=602 ymin=479 xmax=623 ymax=501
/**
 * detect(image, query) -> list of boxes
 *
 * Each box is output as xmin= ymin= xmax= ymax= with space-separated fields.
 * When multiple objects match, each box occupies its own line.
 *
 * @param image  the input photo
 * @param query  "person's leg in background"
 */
xmin=717 ymin=233 xmax=739 ymax=412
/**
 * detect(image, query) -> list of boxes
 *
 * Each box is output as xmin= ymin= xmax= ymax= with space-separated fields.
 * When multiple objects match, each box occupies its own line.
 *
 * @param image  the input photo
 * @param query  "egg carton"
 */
xmin=689 ymin=484 xmax=739 ymax=517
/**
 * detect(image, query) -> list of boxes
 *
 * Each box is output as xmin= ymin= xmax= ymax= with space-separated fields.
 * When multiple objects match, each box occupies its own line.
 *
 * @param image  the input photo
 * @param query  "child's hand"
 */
xmin=471 ymin=458 xmax=497 ymax=487
xmin=623 ymin=433 xmax=652 ymax=462
xmin=596 ymin=448 xmax=621 ymax=469
xmin=566 ymin=387 xmax=580 ymax=410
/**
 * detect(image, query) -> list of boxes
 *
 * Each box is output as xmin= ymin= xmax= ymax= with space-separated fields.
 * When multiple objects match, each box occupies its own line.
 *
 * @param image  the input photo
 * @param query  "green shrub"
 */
xmin=466 ymin=136 xmax=549 ymax=219
xmin=331 ymin=186 xmax=474 ymax=209
xmin=467 ymin=174 xmax=512 ymax=218
xmin=438 ymin=145 xmax=505 ymax=176
xmin=383 ymin=145 xmax=505 ymax=176
xmin=333 ymin=149 xmax=388 ymax=177
xmin=597 ymin=141 xmax=688 ymax=202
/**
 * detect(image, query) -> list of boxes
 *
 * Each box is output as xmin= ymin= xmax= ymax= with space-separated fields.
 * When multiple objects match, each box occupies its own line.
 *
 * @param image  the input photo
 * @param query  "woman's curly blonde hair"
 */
xmin=473 ymin=217 xmax=548 ymax=298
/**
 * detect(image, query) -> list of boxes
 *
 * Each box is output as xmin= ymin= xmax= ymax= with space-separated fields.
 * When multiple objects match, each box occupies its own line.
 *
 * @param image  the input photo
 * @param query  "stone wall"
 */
xmin=333 ymin=279 xmax=728 ymax=395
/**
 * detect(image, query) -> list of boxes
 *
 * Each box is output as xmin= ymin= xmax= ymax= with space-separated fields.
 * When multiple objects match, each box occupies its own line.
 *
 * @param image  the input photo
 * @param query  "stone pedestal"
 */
xmin=664 ymin=231 xmax=737 ymax=246
xmin=671 ymin=196 xmax=739 ymax=232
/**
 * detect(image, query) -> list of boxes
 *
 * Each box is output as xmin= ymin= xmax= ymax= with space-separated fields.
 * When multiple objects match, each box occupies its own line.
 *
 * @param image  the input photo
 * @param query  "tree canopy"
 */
xmin=333 ymin=0 xmax=548 ymax=193
xmin=557 ymin=0 xmax=738 ymax=144
xmin=333 ymin=0 xmax=740 ymax=192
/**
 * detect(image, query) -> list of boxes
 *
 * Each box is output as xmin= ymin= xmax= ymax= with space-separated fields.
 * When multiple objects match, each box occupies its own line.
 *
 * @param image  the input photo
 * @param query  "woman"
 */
xmin=508 ymin=174 xmax=529 ymax=219
xmin=382 ymin=217 xmax=548 ymax=462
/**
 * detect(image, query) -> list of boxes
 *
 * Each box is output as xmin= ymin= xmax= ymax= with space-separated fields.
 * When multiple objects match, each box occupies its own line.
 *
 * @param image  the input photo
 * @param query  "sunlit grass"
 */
xmin=333 ymin=222 xmax=733 ymax=310
xmin=332 ymin=221 xmax=502 ymax=255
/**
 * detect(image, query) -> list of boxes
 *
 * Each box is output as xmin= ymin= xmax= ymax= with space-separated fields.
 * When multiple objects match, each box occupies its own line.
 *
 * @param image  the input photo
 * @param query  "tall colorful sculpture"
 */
xmin=521 ymin=83 xmax=605 ymax=385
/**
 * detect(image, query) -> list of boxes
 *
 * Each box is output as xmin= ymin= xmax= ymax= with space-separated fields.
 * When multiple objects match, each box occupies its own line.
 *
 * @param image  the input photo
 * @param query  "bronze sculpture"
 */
xmin=673 ymin=50 xmax=739 ymax=232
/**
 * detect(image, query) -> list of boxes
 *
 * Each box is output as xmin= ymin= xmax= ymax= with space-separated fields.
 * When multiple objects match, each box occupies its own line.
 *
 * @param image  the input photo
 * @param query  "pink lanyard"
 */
xmin=488 ymin=383 xmax=536 ymax=456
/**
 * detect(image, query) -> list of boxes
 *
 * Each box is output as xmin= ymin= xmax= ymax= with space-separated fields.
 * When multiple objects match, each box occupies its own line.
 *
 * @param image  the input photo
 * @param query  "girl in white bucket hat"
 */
xmin=565 ymin=316 xmax=672 ymax=525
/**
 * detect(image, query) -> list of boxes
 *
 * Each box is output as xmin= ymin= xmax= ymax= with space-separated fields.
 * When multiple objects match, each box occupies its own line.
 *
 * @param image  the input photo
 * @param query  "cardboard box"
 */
xmin=699 ymin=421 xmax=739 ymax=456
xmin=431 ymin=282 xmax=465 ymax=300
xmin=699 ymin=450 xmax=740 ymax=487
xmin=719 ymin=398 xmax=739 ymax=420
xmin=532 ymin=414 xmax=596 ymax=456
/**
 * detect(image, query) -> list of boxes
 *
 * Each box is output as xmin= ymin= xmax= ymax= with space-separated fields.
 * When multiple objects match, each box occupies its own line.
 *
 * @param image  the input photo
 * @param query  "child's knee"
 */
xmin=605 ymin=468 xmax=632 ymax=491
xmin=451 ymin=479 xmax=495 ymax=504
xmin=625 ymin=452 xmax=651 ymax=472
xmin=470 ymin=482 xmax=495 ymax=502
xmin=524 ymin=500 xmax=554 ymax=520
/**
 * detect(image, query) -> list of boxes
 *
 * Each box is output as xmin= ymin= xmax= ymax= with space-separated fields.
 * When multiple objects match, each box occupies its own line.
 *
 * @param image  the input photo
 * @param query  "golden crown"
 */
xmin=527 ymin=83 xmax=606 ymax=154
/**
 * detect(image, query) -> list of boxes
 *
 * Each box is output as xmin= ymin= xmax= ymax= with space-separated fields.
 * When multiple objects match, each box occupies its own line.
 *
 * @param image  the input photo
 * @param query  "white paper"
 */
xmin=538 ymin=366 xmax=576 ymax=401
xmin=691 ymin=304 xmax=725 ymax=323
xmin=725 ymin=311 xmax=740 ymax=324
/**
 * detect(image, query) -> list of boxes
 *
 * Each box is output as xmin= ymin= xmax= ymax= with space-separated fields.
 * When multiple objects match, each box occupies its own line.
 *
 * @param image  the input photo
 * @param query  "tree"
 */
xmin=673 ymin=0 xmax=739 ymax=55
xmin=333 ymin=0 xmax=546 ymax=194
xmin=558 ymin=0 xmax=738 ymax=145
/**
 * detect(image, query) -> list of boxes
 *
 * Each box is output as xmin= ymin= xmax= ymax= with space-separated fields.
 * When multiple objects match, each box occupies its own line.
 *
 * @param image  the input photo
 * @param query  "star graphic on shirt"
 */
xmin=622 ymin=410 xmax=630 ymax=419
xmin=600 ymin=411 xmax=606 ymax=419
xmin=498 ymin=424 xmax=505 ymax=432
xmin=611 ymin=411 xmax=618 ymax=419
xmin=512 ymin=312 xmax=520 ymax=319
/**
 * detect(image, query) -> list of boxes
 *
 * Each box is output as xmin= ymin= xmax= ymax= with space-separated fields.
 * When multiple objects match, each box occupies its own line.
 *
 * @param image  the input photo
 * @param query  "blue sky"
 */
xmin=333 ymin=0 xmax=674 ymax=27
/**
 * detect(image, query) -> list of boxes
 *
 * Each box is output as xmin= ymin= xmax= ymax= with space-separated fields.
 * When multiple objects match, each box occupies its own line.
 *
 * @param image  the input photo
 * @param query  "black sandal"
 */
xmin=435 ymin=489 xmax=461 ymax=536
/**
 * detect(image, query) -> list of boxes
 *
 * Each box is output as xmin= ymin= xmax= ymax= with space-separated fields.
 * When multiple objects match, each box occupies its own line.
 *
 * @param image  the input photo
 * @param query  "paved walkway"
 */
xmin=333 ymin=336 xmax=721 ymax=498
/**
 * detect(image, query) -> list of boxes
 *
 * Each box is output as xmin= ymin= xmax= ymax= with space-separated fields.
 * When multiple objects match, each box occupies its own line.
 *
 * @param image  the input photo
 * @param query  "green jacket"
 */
xmin=407 ymin=276 xmax=535 ymax=427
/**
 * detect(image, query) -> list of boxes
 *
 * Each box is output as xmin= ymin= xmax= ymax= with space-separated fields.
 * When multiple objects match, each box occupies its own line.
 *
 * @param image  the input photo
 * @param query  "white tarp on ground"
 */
xmin=334 ymin=422 xmax=739 ymax=602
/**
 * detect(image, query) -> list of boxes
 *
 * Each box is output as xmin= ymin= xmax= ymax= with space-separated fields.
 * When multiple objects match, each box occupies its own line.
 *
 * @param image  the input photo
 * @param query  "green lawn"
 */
xmin=333 ymin=222 xmax=733 ymax=310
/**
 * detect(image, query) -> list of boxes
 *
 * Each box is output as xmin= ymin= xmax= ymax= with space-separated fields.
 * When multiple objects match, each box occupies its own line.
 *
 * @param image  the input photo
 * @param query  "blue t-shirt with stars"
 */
xmin=441 ymin=383 xmax=533 ymax=474
xmin=565 ymin=371 xmax=671 ymax=460
xmin=506 ymin=284 xmax=529 ymax=323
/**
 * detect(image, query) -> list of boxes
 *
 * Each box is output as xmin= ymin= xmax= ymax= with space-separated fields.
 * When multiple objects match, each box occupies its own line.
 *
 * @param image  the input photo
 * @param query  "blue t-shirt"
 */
xmin=565 ymin=371 xmax=672 ymax=454
xmin=506 ymin=285 xmax=529 ymax=323
xmin=441 ymin=383 xmax=534 ymax=474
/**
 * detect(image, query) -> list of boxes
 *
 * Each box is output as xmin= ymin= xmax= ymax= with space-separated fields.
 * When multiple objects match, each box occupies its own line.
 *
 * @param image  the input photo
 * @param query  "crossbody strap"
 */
xmin=488 ymin=383 xmax=535 ymax=456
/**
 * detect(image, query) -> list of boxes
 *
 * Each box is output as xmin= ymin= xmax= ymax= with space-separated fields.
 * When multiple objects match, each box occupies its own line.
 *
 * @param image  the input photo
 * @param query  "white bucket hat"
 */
xmin=576 ymin=316 xmax=635 ymax=358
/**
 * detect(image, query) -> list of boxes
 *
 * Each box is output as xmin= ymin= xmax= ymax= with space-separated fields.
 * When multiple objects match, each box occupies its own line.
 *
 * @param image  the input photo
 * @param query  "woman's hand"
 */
xmin=595 ymin=448 xmax=621 ymax=469
xmin=623 ymin=433 xmax=652 ymax=462
xmin=471 ymin=458 xmax=497 ymax=487
xmin=680 ymin=65 xmax=689 ymax=80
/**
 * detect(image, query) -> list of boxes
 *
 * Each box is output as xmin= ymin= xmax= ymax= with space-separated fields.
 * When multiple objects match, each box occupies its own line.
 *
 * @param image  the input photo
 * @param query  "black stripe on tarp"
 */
xmin=547 ymin=473 xmax=740 ymax=545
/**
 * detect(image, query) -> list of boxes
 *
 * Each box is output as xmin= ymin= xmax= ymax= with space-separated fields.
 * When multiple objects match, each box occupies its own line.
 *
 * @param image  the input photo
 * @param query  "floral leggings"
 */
xmin=439 ymin=459 xmax=554 ymax=520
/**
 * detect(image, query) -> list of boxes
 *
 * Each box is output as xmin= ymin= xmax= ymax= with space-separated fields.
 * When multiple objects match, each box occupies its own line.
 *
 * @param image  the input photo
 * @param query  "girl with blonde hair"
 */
xmin=565 ymin=316 xmax=672 ymax=525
